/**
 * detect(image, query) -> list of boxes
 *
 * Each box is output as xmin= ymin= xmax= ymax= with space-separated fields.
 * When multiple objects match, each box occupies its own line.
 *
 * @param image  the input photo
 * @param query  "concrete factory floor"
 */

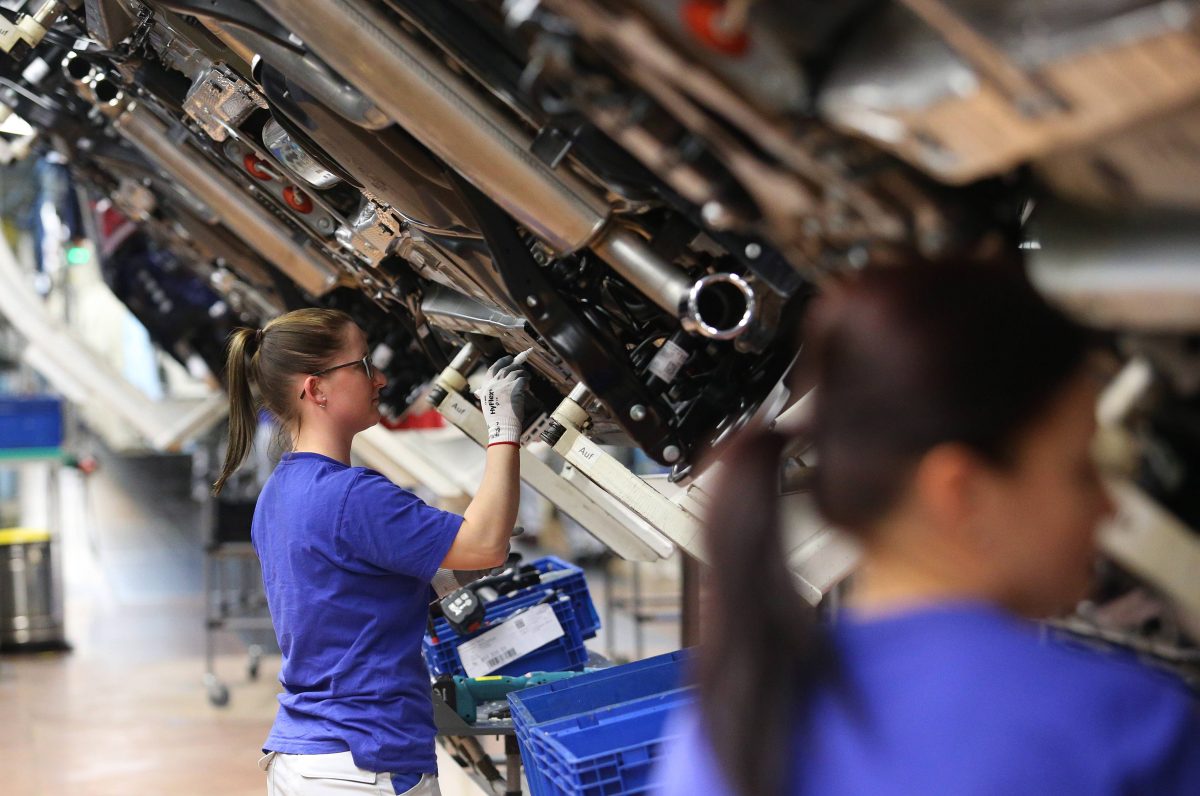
xmin=1 ymin=448 xmax=682 ymax=795
xmin=1 ymin=452 xmax=281 ymax=796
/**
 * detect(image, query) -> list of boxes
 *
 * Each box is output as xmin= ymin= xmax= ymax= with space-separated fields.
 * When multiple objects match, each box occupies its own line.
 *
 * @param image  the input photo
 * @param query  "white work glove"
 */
xmin=477 ymin=354 xmax=529 ymax=446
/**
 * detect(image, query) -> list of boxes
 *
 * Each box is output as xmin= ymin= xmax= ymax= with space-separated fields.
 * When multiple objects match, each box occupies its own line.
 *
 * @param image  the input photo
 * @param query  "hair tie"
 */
xmin=255 ymin=328 xmax=265 ymax=346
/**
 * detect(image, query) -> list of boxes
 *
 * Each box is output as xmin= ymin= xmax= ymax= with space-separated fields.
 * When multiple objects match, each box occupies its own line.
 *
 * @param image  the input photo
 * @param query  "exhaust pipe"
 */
xmin=255 ymin=0 xmax=609 ymax=255
xmin=109 ymin=101 xmax=341 ymax=297
xmin=591 ymin=231 xmax=756 ymax=340
xmin=61 ymin=51 xmax=97 ymax=92
xmin=203 ymin=21 xmax=391 ymax=131
xmin=255 ymin=0 xmax=756 ymax=337
xmin=86 ymin=73 xmax=124 ymax=110
xmin=63 ymin=59 xmax=126 ymax=116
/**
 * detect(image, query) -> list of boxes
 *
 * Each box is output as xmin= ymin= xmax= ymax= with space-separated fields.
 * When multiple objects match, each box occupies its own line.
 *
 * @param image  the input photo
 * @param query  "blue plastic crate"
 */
xmin=510 ymin=650 xmax=690 ymax=730
xmin=0 ymin=397 xmax=63 ymax=450
xmin=422 ymin=593 xmax=588 ymax=678
xmin=509 ymin=650 xmax=691 ymax=796
xmin=531 ymin=556 xmax=600 ymax=639
xmin=530 ymin=687 xmax=695 ymax=796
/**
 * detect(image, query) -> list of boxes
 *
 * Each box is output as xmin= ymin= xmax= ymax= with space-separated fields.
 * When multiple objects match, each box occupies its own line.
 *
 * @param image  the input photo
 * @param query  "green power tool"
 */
xmin=434 ymin=672 xmax=582 ymax=724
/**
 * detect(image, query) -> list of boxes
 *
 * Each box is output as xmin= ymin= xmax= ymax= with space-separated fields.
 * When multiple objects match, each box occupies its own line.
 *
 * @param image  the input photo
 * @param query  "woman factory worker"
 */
xmin=212 ymin=309 xmax=528 ymax=796
xmin=655 ymin=264 xmax=1200 ymax=795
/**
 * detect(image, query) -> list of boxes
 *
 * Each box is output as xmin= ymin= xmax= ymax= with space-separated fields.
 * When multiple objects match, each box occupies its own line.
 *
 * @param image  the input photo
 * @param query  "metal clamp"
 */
xmin=429 ymin=351 xmax=673 ymax=562
xmin=0 ymin=1 xmax=67 ymax=55
xmin=542 ymin=385 xmax=707 ymax=561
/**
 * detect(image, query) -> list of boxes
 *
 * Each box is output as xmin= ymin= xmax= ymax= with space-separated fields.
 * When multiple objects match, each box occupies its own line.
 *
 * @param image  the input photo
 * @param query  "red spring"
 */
xmin=682 ymin=1 xmax=750 ymax=56
xmin=283 ymin=185 xmax=314 ymax=214
xmin=243 ymin=153 xmax=273 ymax=180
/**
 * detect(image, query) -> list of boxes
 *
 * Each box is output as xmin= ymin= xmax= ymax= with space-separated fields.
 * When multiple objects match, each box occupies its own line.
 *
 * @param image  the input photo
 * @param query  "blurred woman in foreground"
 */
xmin=654 ymin=264 xmax=1200 ymax=795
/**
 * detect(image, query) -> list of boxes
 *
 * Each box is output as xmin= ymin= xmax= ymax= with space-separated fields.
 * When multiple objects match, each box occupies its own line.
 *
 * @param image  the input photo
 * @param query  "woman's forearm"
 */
xmin=442 ymin=444 xmax=521 ymax=569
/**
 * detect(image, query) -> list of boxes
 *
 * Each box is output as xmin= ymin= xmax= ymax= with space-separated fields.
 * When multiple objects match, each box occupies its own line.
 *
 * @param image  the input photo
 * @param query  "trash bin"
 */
xmin=0 ymin=528 xmax=66 ymax=651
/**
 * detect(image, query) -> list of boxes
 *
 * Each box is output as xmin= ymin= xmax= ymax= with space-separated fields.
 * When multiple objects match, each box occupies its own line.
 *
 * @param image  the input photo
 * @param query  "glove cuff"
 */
xmin=487 ymin=419 xmax=522 ymax=445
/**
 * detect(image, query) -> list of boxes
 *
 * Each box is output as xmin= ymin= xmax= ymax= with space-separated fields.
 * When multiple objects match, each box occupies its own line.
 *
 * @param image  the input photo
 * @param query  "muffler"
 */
xmin=255 ymin=0 xmax=757 ymax=338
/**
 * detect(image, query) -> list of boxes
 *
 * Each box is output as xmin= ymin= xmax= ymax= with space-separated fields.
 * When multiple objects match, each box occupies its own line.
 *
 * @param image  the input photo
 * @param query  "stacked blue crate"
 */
xmin=0 ymin=397 xmax=63 ymax=451
xmin=533 ymin=688 xmax=694 ymax=796
xmin=509 ymin=650 xmax=694 ymax=796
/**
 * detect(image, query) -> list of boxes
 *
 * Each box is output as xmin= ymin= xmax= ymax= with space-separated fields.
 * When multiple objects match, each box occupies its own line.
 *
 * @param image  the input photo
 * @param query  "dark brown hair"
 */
xmin=698 ymin=263 xmax=1092 ymax=795
xmin=212 ymin=308 xmax=354 ymax=495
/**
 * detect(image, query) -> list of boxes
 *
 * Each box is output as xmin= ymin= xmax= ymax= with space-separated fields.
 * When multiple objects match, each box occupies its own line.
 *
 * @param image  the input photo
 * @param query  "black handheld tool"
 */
xmin=434 ymin=564 xmax=545 ymax=636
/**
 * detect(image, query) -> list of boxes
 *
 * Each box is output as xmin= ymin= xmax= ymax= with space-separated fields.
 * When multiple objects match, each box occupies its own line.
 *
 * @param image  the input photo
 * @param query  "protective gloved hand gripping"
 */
xmin=477 ymin=354 xmax=529 ymax=446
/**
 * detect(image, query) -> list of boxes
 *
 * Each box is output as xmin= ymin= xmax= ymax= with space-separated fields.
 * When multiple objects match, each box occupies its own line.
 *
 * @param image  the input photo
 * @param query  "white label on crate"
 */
xmin=457 ymin=603 xmax=565 ymax=677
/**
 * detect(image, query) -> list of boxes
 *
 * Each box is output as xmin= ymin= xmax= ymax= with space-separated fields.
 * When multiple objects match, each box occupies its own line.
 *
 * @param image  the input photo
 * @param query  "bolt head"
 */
xmin=662 ymin=445 xmax=681 ymax=463
xmin=701 ymin=201 xmax=733 ymax=230
xmin=526 ymin=295 xmax=539 ymax=308
xmin=744 ymin=242 xmax=762 ymax=259
xmin=846 ymin=246 xmax=869 ymax=269
xmin=629 ymin=404 xmax=647 ymax=422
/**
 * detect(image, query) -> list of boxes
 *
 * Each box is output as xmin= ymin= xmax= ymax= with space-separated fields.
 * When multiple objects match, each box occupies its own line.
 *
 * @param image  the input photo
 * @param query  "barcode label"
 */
xmin=457 ymin=603 xmax=564 ymax=677
xmin=484 ymin=648 xmax=520 ymax=670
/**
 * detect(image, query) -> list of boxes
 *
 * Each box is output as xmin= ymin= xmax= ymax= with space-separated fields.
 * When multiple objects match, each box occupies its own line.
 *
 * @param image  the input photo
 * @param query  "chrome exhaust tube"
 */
xmin=686 ymin=273 xmax=757 ymax=341
xmin=254 ymin=0 xmax=609 ymax=255
xmin=591 ymin=231 xmax=756 ymax=340
xmin=86 ymin=73 xmax=124 ymax=110
xmin=110 ymin=101 xmax=341 ymax=297
xmin=205 ymin=22 xmax=391 ymax=130
xmin=61 ymin=51 xmax=96 ymax=92
xmin=255 ymin=0 xmax=757 ymax=337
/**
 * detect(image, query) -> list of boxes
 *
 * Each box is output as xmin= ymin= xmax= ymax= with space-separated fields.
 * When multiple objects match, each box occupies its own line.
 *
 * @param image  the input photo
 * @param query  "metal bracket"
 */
xmin=429 ymin=352 xmax=673 ymax=562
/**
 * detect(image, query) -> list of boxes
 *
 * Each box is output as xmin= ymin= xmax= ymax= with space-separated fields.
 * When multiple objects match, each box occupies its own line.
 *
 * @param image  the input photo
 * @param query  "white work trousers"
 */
xmin=260 ymin=751 xmax=442 ymax=796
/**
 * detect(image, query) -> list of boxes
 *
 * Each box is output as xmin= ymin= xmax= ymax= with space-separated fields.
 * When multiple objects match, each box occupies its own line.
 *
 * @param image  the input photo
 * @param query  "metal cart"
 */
xmin=202 ymin=495 xmax=276 ymax=706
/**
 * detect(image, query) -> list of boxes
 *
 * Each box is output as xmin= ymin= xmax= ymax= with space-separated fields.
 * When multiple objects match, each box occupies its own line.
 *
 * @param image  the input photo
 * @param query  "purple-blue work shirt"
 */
xmin=252 ymin=451 xmax=462 ymax=776
xmin=653 ymin=602 xmax=1200 ymax=795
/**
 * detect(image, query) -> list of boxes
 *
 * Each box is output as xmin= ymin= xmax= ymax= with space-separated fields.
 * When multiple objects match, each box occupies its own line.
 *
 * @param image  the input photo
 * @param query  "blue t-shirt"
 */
xmin=653 ymin=603 xmax=1200 ymax=795
xmin=252 ymin=452 xmax=463 ymax=775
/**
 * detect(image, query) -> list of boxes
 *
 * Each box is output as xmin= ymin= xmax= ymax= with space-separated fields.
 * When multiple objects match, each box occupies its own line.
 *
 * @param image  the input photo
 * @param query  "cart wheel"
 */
xmin=247 ymin=644 xmax=263 ymax=681
xmin=205 ymin=674 xmax=230 ymax=707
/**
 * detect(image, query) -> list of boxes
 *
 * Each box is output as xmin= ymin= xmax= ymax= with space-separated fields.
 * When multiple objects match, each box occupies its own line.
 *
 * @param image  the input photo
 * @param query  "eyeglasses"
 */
xmin=300 ymin=355 xmax=374 ymax=399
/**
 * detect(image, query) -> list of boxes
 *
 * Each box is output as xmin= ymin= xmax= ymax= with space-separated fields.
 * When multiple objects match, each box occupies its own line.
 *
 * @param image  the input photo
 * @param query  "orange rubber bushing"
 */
xmin=682 ymin=1 xmax=750 ymax=56
xmin=243 ymin=153 xmax=273 ymax=180
xmin=283 ymin=185 xmax=314 ymax=214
